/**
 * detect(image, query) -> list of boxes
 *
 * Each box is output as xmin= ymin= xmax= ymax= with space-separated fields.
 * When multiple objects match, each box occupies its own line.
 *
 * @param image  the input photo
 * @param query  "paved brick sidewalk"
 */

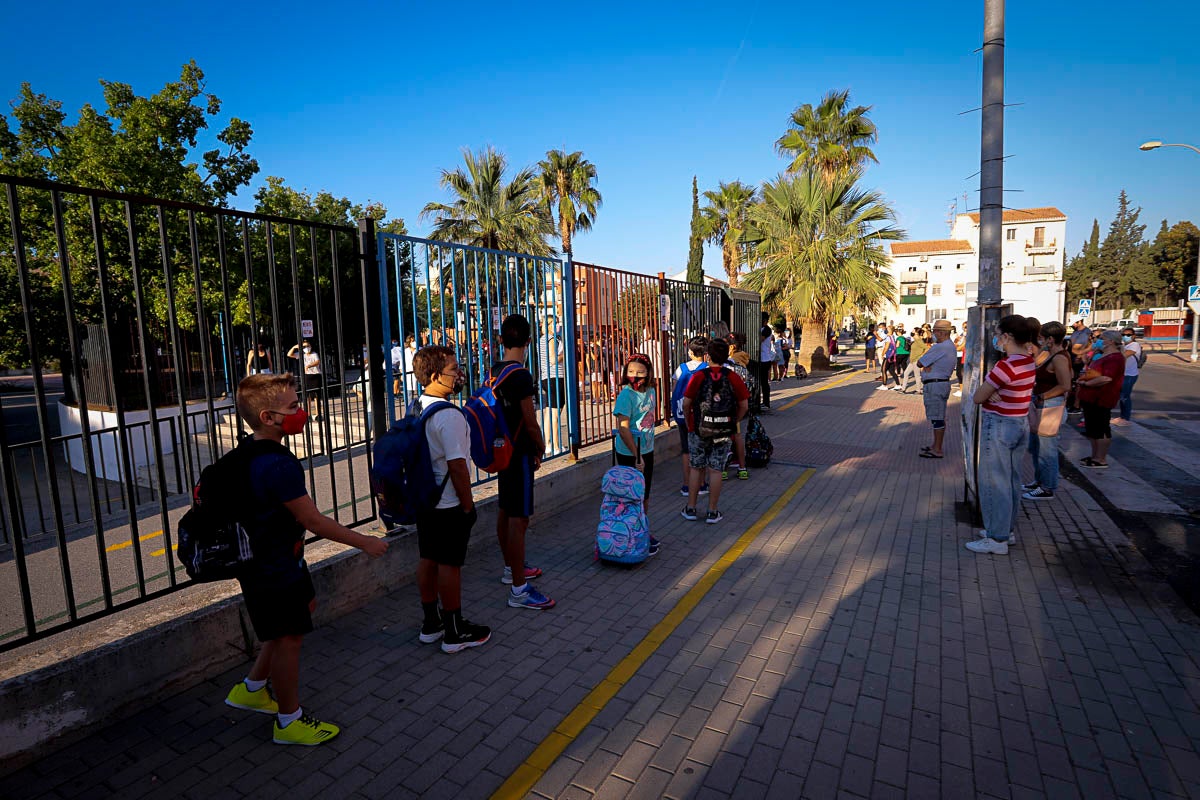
xmin=5 ymin=372 xmax=1200 ymax=799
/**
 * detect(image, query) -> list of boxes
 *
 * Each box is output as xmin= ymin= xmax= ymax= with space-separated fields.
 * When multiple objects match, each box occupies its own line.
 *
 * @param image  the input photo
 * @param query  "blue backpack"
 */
xmin=371 ymin=400 xmax=460 ymax=528
xmin=464 ymin=363 xmax=525 ymax=472
xmin=596 ymin=466 xmax=649 ymax=564
xmin=671 ymin=361 xmax=704 ymax=423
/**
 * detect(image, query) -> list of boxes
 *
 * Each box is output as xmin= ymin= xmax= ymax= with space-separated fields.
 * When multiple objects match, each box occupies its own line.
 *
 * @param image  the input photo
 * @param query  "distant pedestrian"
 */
xmin=864 ymin=329 xmax=878 ymax=371
xmin=1112 ymin=327 xmax=1143 ymax=426
xmin=901 ymin=328 xmax=928 ymax=394
xmin=724 ymin=332 xmax=756 ymax=480
xmin=411 ymin=346 xmax=490 ymax=653
xmin=1022 ymin=321 xmax=1072 ymax=500
xmin=1076 ymin=329 xmax=1126 ymax=468
xmin=224 ymin=373 xmax=387 ymax=744
xmin=1065 ymin=314 xmax=1092 ymax=414
xmin=492 ymin=314 xmax=555 ymax=610
xmin=246 ymin=342 xmax=273 ymax=376
xmin=953 ymin=328 xmax=965 ymax=395
xmin=967 ymin=314 xmax=1040 ymax=555
xmin=891 ymin=325 xmax=911 ymax=389
xmin=671 ymin=337 xmax=709 ymax=498
xmin=613 ymin=353 xmax=661 ymax=556
xmin=757 ymin=313 xmax=773 ymax=409
xmin=681 ymin=338 xmax=750 ymax=524
xmin=916 ymin=319 xmax=956 ymax=458
xmin=772 ymin=327 xmax=786 ymax=381
xmin=778 ymin=329 xmax=793 ymax=378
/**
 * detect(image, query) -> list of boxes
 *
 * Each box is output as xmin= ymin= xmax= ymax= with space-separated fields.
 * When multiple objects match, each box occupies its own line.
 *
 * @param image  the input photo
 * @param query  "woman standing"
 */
xmin=246 ymin=342 xmax=273 ymax=376
xmin=967 ymin=315 xmax=1040 ymax=555
xmin=613 ymin=353 xmax=660 ymax=555
xmin=1076 ymin=329 xmax=1127 ymax=468
xmin=778 ymin=329 xmax=792 ymax=379
xmin=1022 ymin=321 xmax=1073 ymax=500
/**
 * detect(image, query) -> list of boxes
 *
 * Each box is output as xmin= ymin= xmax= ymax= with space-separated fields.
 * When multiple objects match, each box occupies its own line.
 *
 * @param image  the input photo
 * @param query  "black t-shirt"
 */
xmin=241 ymin=446 xmax=308 ymax=589
xmin=491 ymin=360 xmax=536 ymax=453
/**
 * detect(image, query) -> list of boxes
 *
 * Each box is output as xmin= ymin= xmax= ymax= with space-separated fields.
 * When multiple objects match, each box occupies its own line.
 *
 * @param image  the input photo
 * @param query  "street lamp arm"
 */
xmin=1141 ymin=141 xmax=1200 ymax=155
xmin=1163 ymin=143 xmax=1200 ymax=155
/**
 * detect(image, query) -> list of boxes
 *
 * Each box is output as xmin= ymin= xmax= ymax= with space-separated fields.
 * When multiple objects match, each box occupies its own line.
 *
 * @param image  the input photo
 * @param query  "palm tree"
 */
xmin=421 ymin=146 xmax=554 ymax=256
xmin=699 ymin=180 xmax=757 ymax=287
xmin=537 ymin=149 xmax=602 ymax=259
xmin=743 ymin=170 xmax=903 ymax=371
xmin=776 ymin=90 xmax=878 ymax=183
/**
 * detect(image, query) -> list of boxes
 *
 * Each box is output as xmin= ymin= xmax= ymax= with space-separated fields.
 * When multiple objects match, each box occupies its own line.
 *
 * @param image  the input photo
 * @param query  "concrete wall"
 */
xmin=0 ymin=427 xmax=682 ymax=775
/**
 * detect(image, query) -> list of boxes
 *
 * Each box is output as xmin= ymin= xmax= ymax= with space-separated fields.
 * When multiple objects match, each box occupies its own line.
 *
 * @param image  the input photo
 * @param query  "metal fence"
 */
xmin=0 ymin=176 xmax=761 ymax=652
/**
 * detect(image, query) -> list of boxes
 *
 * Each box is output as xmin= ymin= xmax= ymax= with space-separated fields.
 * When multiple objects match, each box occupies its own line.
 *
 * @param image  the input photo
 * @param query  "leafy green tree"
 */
xmin=699 ymin=180 xmax=757 ymax=287
xmin=537 ymin=149 xmax=601 ymax=260
xmin=742 ymin=170 xmax=902 ymax=371
xmin=686 ymin=176 xmax=704 ymax=284
xmin=1096 ymin=190 xmax=1152 ymax=308
xmin=1149 ymin=220 xmax=1199 ymax=302
xmin=421 ymin=146 xmax=554 ymax=256
xmin=0 ymin=62 xmax=259 ymax=396
xmin=1064 ymin=219 xmax=1101 ymax=314
xmin=776 ymin=90 xmax=878 ymax=183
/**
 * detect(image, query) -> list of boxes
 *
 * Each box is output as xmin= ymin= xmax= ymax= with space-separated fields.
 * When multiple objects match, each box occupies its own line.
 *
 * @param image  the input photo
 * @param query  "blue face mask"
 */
xmin=992 ymin=335 xmax=1005 ymax=352
xmin=1122 ymin=335 xmax=1132 ymax=343
xmin=1093 ymin=340 xmax=1103 ymax=351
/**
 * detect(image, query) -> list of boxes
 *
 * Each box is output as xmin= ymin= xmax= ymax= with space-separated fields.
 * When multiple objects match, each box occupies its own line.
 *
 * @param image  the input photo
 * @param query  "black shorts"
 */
xmin=417 ymin=505 xmax=477 ymax=567
xmin=677 ymin=423 xmax=690 ymax=452
xmin=498 ymin=452 xmax=535 ymax=518
xmin=541 ymin=377 xmax=568 ymax=409
xmin=238 ymin=568 xmax=315 ymax=643
xmin=1081 ymin=401 xmax=1112 ymax=440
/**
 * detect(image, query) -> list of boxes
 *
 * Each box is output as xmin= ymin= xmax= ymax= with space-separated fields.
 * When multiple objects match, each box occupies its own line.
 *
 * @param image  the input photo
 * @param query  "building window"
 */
xmin=1033 ymin=226 xmax=1045 ymax=247
xmin=956 ymin=263 xmax=963 ymax=269
xmin=933 ymin=264 xmax=942 ymax=270
xmin=931 ymin=286 xmax=942 ymax=296
xmin=907 ymin=265 xmax=918 ymax=272
xmin=906 ymin=286 xmax=922 ymax=296
xmin=1006 ymin=229 xmax=1016 ymax=241
xmin=955 ymin=283 xmax=965 ymax=295
xmin=907 ymin=308 xmax=916 ymax=316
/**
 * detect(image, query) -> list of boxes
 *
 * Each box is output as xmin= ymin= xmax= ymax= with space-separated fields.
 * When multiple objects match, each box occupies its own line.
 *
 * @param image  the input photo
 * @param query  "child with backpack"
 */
xmin=680 ymin=338 xmax=750 ymax=524
xmin=725 ymin=332 xmax=756 ymax=480
xmin=223 ymin=373 xmax=387 ymax=746
xmin=613 ymin=353 xmax=661 ymax=556
xmin=671 ymin=336 xmax=709 ymax=498
xmin=490 ymin=314 xmax=555 ymax=610
xmin=409 ymin=346 xmax=490 ymax=653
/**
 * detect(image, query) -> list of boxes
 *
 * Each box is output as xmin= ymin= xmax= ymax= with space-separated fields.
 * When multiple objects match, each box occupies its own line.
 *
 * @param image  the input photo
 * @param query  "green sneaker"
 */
xmin=225 ymin=681 xmax=278 ymax=715
xmin=737 ymin=469 xmax=750 ymax=480
xmin=273 ymin=713 xmax=340 ymax=746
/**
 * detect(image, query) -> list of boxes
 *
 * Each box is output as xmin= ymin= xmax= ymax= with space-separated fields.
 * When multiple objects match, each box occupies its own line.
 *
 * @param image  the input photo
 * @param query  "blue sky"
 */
xmin=2 ymin=1 xmax=1197 ymax=276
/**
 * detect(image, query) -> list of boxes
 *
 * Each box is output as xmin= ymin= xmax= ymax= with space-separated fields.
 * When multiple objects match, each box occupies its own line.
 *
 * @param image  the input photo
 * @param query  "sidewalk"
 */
xmin=5 ymin=370 xmax=1200 ymax=799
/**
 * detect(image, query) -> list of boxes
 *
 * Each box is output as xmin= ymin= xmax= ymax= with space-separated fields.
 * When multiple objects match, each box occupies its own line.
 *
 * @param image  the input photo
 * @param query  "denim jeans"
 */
xmin=979 ymin=411 xmax=1028 ymax=542
xmin=1028 ymin=396 xmax=1064 ymax=491
xmin=1119 ymin=374 xmax=1138 ymax=420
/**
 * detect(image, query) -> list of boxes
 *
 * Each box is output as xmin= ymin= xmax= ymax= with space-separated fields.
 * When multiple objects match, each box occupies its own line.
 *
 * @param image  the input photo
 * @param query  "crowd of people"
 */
xmin=867 ymin=321 xmax=966 ymax=396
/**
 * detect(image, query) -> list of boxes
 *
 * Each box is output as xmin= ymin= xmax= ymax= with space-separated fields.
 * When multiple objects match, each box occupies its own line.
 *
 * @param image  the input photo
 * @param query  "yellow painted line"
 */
xmin=105 ymin=530 xmax=163 ymax=553
xmin=777 ymin=368 xmax=862 ymax=412
xmin=490 ymin=467 xmax=817 ymax=800
xmin=149 ymin=544 xmax=178 ymax=558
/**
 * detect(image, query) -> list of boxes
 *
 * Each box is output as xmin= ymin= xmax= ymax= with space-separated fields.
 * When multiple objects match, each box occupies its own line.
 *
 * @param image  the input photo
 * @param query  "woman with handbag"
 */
xmin=1022 ymin=321 xmax=1073 ymax=500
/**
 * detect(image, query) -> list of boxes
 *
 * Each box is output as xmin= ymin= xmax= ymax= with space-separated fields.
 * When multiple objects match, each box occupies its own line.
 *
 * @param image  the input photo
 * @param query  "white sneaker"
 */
xmin=977 ymin=529 xmax=1017 ymax=546
xmin=876 ymin=385 xmax=891 ymax=391
xmin=966 ymin=537 xmax=1008 ymax=555
xmin=953 ymin=390 xmax=962 ymax=397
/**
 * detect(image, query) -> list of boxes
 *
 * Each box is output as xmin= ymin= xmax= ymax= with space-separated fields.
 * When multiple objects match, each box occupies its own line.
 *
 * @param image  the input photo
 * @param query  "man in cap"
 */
xmin=1065 ymin=314 xmax=1092 ymax=414
xmin=916 ymin=319 xmax=958 ymax=458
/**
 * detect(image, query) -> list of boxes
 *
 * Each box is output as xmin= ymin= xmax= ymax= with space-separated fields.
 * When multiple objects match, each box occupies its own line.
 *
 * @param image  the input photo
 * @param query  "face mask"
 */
xmin=628 ymin=376 xmax=647 ymax=390
xmin=1122 ymin=335 xmax=1132 ymax=343
xmin=992 ymin=335 xmax=1006 ymax=352
xmin=1093 ymin=340 xmax=1104 ymax=351
xmin=274 ymin=407 xmax=309 ymax=436
xmin=303 ymin=346 xmax=311 ymax=353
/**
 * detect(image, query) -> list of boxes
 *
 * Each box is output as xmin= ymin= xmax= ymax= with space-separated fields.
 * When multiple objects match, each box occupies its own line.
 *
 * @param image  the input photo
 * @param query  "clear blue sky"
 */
xmin=2 ymin=1 xmax=1197 ymax=275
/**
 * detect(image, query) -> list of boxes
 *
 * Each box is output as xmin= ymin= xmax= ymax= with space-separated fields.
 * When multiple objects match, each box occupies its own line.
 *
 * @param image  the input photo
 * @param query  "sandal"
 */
xmin=919 ymin=451 xmax=944 ymax=459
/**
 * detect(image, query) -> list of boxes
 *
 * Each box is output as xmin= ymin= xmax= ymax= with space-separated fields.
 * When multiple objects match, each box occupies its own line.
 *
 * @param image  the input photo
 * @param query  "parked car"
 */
xmin=1105 ymin=318 xmax=1145 ymax=336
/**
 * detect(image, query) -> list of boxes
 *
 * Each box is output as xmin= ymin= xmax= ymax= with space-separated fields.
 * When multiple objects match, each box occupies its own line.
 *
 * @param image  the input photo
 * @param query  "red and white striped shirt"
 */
xmin=982 ymin=354 xmax=1036 ymax=416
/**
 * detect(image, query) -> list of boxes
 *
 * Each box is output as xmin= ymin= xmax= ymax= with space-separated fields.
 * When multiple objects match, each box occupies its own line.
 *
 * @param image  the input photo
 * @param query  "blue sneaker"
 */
xmin=699 ymin=484 xmax=710 ymax=496
xmin=508 ymin=583 xmax=556 ymax=610
xmin=679 ymin=484 xmax=689 ymax=497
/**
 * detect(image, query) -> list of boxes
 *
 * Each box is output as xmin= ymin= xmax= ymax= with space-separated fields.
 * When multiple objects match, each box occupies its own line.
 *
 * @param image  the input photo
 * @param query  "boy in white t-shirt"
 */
xmin=1112 ymin=326 xmax=1143 ymax=426
xmin=411 ymin=346 xmax=490 ymax=653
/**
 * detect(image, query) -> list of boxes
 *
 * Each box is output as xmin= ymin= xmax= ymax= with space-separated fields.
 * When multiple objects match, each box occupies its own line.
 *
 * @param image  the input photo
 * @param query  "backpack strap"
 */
xmin=416 ymin=399 xmax=463 ymax=503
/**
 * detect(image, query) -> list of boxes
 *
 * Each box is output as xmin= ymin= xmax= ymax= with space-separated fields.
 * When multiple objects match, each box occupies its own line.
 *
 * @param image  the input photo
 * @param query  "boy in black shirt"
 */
xmin=492 ymin=315 xmax=555 ymax=610
xmin=223 ymin=374 xmax=387 ymax=745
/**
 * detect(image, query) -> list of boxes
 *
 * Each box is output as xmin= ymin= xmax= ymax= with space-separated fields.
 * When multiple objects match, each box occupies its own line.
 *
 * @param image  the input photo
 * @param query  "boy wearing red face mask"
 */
xmin=223 ymin=373 xmax=387 ymax=745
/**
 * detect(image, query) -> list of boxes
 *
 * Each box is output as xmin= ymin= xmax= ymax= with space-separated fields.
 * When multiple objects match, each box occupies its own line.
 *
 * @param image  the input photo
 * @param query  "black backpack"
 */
xmin=745 ymin=415 xmax=774 ymax=468
xmin=697 ymin=368 xmax=738 ymax=440
xmin=176 ymin=437 xmax=288 ymax=582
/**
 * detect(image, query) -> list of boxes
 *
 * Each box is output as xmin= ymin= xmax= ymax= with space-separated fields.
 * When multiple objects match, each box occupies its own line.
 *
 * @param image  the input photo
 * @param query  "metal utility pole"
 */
xmin=978 ymin=0 xmax=1006 ymax=377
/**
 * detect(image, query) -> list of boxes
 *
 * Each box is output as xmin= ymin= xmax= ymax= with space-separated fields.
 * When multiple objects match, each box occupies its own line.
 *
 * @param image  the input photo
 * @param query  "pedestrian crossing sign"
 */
xmin=1077 ymin=298 xmax=1092 ymax=314
xmin=1189 ymin=285 xmax=1200 ymax=314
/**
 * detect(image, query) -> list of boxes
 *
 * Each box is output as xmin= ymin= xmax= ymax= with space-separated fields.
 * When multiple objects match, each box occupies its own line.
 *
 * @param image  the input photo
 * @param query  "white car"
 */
xmin=1105 ymin=318 xmax=1145 ymax=336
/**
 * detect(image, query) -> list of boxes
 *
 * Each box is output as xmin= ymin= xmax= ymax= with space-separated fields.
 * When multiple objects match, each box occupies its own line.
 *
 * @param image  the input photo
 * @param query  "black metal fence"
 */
xmin=0 ymin=175 xmax=761 ymax=652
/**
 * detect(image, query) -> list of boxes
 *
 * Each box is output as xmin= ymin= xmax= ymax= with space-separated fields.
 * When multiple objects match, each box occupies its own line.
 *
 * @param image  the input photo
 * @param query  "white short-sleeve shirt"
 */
xmin=415 ymin=395 xmax=471 ymax=509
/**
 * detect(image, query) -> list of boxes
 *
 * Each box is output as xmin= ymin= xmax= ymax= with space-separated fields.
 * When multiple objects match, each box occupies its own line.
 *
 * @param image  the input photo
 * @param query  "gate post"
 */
xmin=657 ymin=272 xmax=673 ymax=424
xmin=563 ymin=257 xmax=582 ymax=460
xmin=358 ymin=218 xmax=388 ymax=441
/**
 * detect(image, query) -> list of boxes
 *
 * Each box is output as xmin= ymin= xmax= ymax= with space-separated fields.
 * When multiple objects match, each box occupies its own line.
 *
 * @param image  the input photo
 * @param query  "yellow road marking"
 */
xmin=490 ymin=468 xmax=817 ymax=800
xmin=776 ymin=368 xmax=862 ymax=412
xmin=105 ymin=530 xmax=163 ymax=553
xmin=149 ymin=544 xmax=178 ymax=558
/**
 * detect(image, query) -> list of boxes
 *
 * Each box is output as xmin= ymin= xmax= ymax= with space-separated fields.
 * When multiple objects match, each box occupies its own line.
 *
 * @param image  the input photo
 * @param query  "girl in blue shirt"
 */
xmin=614 ymin=353 xmax=660 ymax=554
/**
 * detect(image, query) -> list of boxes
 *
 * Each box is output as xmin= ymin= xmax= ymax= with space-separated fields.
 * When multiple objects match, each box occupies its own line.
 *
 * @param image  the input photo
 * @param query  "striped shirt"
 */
xmin=982 ymin=354 xmax=1036 ymax=416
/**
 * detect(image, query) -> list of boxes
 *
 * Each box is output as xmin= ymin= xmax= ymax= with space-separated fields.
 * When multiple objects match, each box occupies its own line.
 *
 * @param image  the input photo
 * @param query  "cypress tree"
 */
xmin=687 ymin=176 xmax=704 ymax=284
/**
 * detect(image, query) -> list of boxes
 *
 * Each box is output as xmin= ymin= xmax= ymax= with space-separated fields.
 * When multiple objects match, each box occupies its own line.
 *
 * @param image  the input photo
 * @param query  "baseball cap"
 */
xmin=1068 ymin=313 xmax=1086 ymax=325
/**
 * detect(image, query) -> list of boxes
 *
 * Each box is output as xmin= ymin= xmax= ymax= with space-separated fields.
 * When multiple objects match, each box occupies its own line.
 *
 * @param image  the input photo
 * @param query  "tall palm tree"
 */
xmin=537 ymin=149 xmax=602 ymax=259
xmin=699 ymin=180 xmax=757 ymax=288
xmin=743 ymin=170 xmax=903 ymax=371
xmin=421 ymin=146 xmax=554 ymax=256
xmin=776 ymin=90 xmax=878 ymax=183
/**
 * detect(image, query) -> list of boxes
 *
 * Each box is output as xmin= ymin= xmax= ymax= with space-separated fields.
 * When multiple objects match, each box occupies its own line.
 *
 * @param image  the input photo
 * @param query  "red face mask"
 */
xmin=628 ymin=376 xmax=647 ymax=390
xmin=275 ymin=407 xmax=309 ymax=435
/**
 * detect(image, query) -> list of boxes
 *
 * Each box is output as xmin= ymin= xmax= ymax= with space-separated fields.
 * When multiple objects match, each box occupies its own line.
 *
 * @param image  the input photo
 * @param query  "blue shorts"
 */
xmin=497 ymin=452 xmax=535 ymax=518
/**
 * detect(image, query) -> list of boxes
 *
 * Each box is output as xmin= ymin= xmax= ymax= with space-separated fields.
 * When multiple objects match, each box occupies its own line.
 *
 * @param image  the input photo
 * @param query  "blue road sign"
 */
xmin=1077 ymin=298 xmax=1092 ymax=314
xmin=1189 ymin=284 xmax=1200 ymax=302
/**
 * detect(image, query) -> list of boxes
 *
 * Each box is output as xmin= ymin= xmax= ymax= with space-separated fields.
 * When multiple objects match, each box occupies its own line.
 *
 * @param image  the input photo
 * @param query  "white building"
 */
xmin=882 ymin=207 xmax=1067 ymax=330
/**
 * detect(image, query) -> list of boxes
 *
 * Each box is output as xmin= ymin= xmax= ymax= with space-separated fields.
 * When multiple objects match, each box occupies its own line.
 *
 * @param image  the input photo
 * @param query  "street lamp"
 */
xmin=1139 ymin=140 xmax=1199 ymax=361
xmin=1091 ymin=281 xmax=1099 ymax=326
